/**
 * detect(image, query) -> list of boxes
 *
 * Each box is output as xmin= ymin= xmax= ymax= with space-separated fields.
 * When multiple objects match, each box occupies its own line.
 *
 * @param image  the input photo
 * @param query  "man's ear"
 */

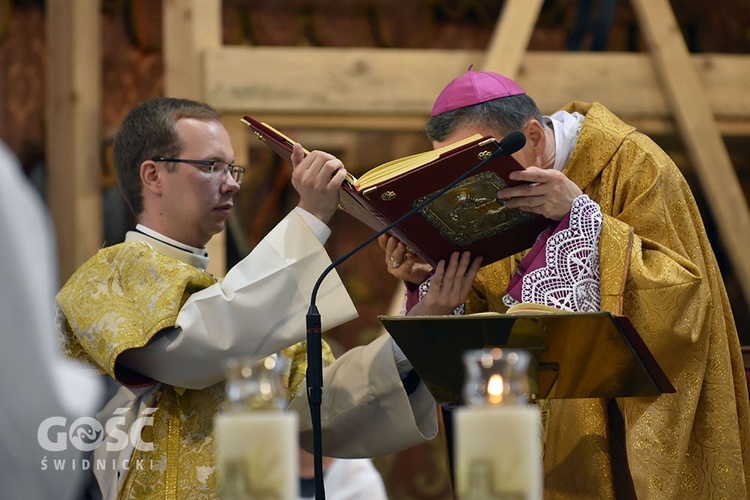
xmin=140 ymin=160 xmax=163 ymax=196
xmin=524 ymin=119 xmax=547 ymax=157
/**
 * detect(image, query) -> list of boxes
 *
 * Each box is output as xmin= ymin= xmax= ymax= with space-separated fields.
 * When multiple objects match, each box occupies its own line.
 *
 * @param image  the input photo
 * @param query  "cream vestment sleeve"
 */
xmin=120 ymin=210 xmax=358 ymax=390
xmin=293 ymin=334 xmax=439 ymax=457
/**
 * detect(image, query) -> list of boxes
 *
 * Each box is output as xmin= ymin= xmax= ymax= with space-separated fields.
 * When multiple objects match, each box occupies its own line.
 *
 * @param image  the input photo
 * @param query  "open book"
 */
xmin=242 ymin=116 xmax=550 ymax=267
xmin=506 ymin=302 xmax=562 ymax=314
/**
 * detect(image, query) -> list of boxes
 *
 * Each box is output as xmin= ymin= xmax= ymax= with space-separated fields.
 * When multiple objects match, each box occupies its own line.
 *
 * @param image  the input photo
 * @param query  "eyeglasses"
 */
xmin=152 ymin=157 xmax=246 ymax=184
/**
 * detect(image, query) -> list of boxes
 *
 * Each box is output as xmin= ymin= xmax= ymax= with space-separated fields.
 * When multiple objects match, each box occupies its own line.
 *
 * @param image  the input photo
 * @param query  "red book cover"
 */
xmin=242 ymin=115 xmax=549 ymax=267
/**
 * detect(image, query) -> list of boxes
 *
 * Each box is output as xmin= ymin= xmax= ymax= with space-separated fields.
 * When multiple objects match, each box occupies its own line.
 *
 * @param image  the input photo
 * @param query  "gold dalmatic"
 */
xmin=57 ymin=241 xmax=334 ymax=499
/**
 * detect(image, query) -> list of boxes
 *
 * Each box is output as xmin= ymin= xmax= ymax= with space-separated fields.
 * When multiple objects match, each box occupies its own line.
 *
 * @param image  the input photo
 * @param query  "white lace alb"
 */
xmin=503 ymin=195 xmax=602 ymax=312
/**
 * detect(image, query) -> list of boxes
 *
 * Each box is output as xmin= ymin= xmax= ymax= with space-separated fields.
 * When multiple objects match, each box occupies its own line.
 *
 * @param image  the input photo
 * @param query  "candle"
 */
xmin=215 ymin=411 xmax=298 ymax=499
xmin=216 ymin=354 xmax=297 ymax=499
xmin=455 ymin=348 xmax=542 ymax=499
xmin=454 ymin=404 xmax=542 ymax=499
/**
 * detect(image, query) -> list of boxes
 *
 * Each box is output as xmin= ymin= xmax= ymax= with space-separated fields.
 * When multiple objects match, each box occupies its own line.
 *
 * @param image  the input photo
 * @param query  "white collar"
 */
xmin=125 ymin=224 xmax=211 ymax=270
xmin=545 ymin=110 xmax=585 ymax=172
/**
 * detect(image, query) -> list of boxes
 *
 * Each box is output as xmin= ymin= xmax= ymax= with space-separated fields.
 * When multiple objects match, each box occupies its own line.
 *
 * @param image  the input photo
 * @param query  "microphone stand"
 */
xmin=305 ymin=131 xmax=526 ymax=499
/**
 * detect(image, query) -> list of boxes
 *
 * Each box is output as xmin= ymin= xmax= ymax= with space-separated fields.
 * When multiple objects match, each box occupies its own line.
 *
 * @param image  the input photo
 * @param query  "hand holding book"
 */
xmin=378 ymin=233 xmax=432 ymax=283
xmin=290 ymin=143 xmax=348 ymax=225
xmin=242 ymin=116 xmax=550 ymax=267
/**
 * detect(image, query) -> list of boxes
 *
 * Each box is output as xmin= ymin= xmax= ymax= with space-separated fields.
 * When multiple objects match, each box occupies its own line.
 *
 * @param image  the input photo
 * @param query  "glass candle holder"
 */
xmin=223 ymin=354 xmax=291 ymax=411
xmin=215 ymin=355 xmax=298 ymax=500
xmin=454 ymin=348 xmax=542 ymax=500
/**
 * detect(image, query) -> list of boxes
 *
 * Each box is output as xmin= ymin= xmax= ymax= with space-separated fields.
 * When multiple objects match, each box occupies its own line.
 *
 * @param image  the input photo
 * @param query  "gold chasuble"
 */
xmin=466 ymin=102 xmax=750 ymax=498
xmin=57 ymin=241 xmax=333 ymax=499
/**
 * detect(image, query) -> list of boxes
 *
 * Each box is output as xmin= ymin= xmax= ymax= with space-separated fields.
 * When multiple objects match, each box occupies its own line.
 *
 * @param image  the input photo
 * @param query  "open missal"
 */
xmin=241 ymin=115 xmax=550 ymax=267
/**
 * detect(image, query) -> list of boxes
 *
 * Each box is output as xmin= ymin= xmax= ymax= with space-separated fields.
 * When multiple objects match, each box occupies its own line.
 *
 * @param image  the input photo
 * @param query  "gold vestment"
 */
xmin=57 ymin=241 xmax=333 ymax=499
xmin=466 ymin=102 xmax=750 ymax=498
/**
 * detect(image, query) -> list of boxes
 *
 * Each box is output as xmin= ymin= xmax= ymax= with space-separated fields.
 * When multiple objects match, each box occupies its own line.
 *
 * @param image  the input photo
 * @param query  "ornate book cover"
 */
xmin=242 ymin=115 xmax=550 ymax=267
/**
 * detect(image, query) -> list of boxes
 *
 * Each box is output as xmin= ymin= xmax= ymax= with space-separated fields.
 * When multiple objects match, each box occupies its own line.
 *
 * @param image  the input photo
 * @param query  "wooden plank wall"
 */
xmin=43 ymin=0 xmax=750 ymax=303
xmin=632 ymin=0 xmax=750 ymax=301
xmin=203 ymin=48 xmax=750 ymax=134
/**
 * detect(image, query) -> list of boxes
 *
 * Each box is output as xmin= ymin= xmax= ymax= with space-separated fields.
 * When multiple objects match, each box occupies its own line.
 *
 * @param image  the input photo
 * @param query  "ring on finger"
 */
xmin=390 ymin=257 xmax=402 ymax=268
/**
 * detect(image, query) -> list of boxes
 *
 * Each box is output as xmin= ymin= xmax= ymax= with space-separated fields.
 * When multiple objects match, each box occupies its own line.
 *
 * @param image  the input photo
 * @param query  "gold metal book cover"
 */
xmin=415 ymin=171 xmax=540 ymax=247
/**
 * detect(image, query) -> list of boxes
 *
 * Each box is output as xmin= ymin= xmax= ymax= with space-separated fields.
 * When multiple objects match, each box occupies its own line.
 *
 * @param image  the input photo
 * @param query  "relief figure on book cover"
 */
xmin=415 ymin=171 xmax=538 ymax=247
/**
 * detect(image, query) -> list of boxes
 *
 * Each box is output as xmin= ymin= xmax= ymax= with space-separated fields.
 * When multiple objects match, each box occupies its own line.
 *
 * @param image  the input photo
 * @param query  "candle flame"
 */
xmin=487 ymin=374 xmax=504 ymax=404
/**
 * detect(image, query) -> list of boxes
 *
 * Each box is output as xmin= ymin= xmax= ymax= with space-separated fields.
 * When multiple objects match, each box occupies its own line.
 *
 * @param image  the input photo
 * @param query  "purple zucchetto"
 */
xmin=431 ymin=67 xmax=526 ymax=116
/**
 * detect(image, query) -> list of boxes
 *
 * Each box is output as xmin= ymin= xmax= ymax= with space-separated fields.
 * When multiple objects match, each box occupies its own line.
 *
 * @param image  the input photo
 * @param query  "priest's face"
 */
xmin=158 ymin=118 xmax=240 ymax=247
xmin=432 ymin=123 xmax=539 ymax=169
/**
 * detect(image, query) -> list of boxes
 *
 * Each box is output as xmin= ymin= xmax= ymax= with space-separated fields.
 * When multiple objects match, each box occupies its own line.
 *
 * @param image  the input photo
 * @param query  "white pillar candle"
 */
xmin=215 ymin=411 xmax=298 ymax=500
xmin=455 ymin=404 xmax=542 ymax=499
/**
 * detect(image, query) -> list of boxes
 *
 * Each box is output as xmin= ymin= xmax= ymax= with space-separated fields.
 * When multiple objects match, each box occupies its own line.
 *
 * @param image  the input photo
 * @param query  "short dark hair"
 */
xmin=113 ymin=97 xmax=222 ymax=216
xmin=425 ymin=93 xmax=544 ymax=142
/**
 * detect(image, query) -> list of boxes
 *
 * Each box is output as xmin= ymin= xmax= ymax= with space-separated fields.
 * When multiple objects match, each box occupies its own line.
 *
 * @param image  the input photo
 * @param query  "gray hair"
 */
xmin=425 ymin=93 xmax=544 ymax=142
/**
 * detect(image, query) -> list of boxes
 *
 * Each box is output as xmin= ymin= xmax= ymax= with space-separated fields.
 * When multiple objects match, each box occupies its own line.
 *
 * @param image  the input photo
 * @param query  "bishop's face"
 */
xmin=158 ymin=118 xmax=240 ymax=247
xmin=432 ymin=123 xmax=539 ymax=169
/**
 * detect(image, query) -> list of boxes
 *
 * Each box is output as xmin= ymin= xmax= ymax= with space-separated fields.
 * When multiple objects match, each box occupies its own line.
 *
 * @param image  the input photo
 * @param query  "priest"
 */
xmin=383 ymin=69 xmax=750 ymax=498
xmin=57 ymin=97 xmax=460 ymax=499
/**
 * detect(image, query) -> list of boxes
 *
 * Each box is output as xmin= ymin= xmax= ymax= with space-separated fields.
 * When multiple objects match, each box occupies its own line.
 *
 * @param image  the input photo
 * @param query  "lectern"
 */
xmin=379 ymin=310 xmax=676 ymax=496
xmin=379 ymin=311 xmax=675 ymax=406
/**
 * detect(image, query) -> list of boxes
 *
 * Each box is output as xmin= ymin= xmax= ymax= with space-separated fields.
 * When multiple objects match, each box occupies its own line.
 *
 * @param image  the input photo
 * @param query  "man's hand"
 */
xmin=378 ymin=234 xmax=433 ymax=285
xmin=407 ymin=251 xmax=482 ymax=316
xmin=497 ymin=167 xmax=582 ymax=221
xmin=291 ymin=143 xmax=347 ymax=224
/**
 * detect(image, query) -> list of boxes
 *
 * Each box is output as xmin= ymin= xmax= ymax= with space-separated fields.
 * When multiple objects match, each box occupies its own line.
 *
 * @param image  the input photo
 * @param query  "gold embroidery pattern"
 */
xmin=283 ymin=340 xmax=336 ymax=399
xmin=120 ymin=385 xmax=225 ymax=499
xmin=466 ymin=102 xmax=750 ymax=498
xmin=58 ymin=242 xmax=335 ymax=499
xmin=57 ymin=242 xmax=216 ymax=381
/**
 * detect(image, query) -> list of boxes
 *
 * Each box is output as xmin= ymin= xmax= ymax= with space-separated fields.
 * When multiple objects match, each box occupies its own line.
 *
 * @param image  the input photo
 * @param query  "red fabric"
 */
xmin=506 ymin=215 xmax=570 ymax=302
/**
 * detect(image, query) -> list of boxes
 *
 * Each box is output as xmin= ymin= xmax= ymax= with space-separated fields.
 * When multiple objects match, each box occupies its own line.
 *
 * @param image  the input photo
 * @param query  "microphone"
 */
xmin=489 ymin=129 xmax=526 ymax=157
xmin=304 ymin=130 xmax=526 ymax=499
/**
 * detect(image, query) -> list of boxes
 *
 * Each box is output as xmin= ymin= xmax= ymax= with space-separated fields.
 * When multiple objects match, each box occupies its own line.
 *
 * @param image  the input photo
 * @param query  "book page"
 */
xmin=506 ymin=303 xmax=565 ymax=314
xmin=354 ymin=134 xmax=485 ymax=190
xmin=243 ymin=116 xmax=486 ymax=190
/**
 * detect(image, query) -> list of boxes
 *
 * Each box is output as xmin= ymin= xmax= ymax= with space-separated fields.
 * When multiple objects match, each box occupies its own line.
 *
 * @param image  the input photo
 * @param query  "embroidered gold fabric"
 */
xmin=467 ymin=102 xmax=750 ymax=498
xmin=57 ymin=242 xmax=217 ymax=384
xmin=57 ymin=241 xmax=334 ymax=499
xmin=283 ymin=339 xmax=335 ymax=400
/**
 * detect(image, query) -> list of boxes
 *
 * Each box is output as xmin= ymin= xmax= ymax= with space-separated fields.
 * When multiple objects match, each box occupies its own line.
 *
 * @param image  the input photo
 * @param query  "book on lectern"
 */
xmin=241 ymin=115 xmax=549 ymax=267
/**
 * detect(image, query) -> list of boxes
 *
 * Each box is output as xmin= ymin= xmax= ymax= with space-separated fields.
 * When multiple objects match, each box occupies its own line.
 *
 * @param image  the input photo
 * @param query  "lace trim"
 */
xmin=400 ymin=276 xmax=465 ymax=316
xmin=503 ymin=195 xmax=602 ymax=312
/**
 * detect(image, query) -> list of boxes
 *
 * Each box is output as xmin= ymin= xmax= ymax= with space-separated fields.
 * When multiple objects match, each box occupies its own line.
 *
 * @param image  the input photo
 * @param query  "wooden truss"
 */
xmin=46 ymin=0 xmax=750 ymax=310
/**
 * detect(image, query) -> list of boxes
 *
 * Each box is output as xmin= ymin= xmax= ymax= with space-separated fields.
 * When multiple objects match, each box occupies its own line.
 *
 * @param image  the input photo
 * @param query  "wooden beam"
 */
xmin=224 ymin=113 xmax=749 ymax=139
xmin=163 ymin=0 xmax=227 ymax=275
xmin=482 ymin=0 xmax=544 ymax=78
xmin=632 ymin=0 xmax=750 ymax=304
xmin=207 ymin=42 xmax=750 ymax=310
xmin=225 ymin=112 xmax=429 ymax=132
xmin=204 ymin=48 xmax=750 ymax=133
xmin=46 ymin=0 xmax=102 ymax=282
xmin=163 ymin=0 xmax=221 ymax=98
